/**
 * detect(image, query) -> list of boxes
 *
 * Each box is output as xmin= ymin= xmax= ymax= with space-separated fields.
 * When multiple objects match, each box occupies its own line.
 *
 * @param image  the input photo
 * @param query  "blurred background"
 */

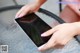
xmin=0 ymin=0 xmax=80 ymax=53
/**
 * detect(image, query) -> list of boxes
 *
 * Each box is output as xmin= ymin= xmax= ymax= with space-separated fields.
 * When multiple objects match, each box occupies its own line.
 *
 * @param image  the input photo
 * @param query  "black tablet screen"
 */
xmin=15 ymin=13 xmax=52 ymax=47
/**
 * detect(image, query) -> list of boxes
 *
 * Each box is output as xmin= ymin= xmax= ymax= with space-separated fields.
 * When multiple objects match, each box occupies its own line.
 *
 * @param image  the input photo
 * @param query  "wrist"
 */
xmin=72 ymin=22 xmax=80 ymax=35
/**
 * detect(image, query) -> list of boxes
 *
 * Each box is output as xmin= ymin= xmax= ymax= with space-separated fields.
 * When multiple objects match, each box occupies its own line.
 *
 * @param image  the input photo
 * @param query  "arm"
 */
xmin=36 ymin=0 xmax=47 ymax=5
xmin=15 ymin=0 xmax=46 ymax=18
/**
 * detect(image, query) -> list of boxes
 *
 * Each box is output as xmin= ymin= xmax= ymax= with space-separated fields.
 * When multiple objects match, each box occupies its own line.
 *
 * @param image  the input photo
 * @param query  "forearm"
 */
xmin=35 ymin=0 xmax=47 ymax=5
xmin=72 ymin=22 xmax=80 ymax=35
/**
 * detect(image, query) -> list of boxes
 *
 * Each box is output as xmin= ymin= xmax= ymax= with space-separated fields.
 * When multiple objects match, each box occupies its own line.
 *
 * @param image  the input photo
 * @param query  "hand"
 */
xmin=15 ymin=1 xmax=42 ymax=18
xmin=38 ymin=23 xmax=79 ymax=51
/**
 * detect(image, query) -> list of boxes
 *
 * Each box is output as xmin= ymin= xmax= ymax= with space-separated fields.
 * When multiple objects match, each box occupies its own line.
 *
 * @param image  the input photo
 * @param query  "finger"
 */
xmin=17 ymin=8 xmax=30 ymax=18
xmin=15 ymin=6 xmax=25 ymax=18
xmin=15 ymin=5 xmax=30 ymax=18
xmin=41 ymin=26 xmax=58 ymax=37
xmin=38 ymin=34 xmax=56 ymax=51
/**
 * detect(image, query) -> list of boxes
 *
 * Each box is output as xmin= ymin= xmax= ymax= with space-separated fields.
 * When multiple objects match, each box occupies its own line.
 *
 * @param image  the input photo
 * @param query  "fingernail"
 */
xmin=15 ymin=14 xmax=23 ymax=19
xmin=41 ymin=33 xmax=46 ymax=36
xmin=15 ymin=15 xmax=19 ymax=19
xmin=15 ymin=17 xmax=19 ymax=19
xmin=18 ymin=13 xmax=24 ymax=18
xmin=38 ymin=45 xmax=44 ymax=50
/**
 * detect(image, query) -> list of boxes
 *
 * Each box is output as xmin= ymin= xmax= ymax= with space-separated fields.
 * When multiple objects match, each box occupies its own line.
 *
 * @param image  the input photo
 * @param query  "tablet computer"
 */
xmin=15 ymin=13 xmax=52 ymax=47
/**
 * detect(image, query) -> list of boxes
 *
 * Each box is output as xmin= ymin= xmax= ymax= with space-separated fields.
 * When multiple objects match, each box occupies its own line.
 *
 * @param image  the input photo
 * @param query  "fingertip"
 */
xmin=15 ymin=16 xmax=19 ymax=19
xmin=15 ymin=9 xmax=24 ymax=18
xmin=15 ymin=12 xmax=20 ymax=19
xmin=41 ymin=33 xmax=47 ymax=37
xmin=17 ymin=14 xmax=23 ymax=18
xmin=38 ymin=45 xmax=45 ymax=51
xmin=16 ymin=12 xmax=25 ymax=18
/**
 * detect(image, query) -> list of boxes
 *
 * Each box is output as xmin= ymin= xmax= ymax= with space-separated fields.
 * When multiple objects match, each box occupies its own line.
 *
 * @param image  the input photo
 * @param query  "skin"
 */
xmin=15 ymin=0 xmax=80 ymax=52
xmin=15 ymin=0 xmax=46 ymax=18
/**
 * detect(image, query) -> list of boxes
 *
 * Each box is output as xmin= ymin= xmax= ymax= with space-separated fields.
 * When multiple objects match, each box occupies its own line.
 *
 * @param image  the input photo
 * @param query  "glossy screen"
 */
xmin=15 ymin=13 xmax=52 ymax=47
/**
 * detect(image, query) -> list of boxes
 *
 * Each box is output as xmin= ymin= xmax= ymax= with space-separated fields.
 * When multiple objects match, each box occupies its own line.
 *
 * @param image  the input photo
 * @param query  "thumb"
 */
xmin=41 ymin=26 xmax=58 ymax=37
xmin=38 ymin=34 xmax=56 ymax=51
xmin=15 ymin=5 xmax=30 ymax=18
